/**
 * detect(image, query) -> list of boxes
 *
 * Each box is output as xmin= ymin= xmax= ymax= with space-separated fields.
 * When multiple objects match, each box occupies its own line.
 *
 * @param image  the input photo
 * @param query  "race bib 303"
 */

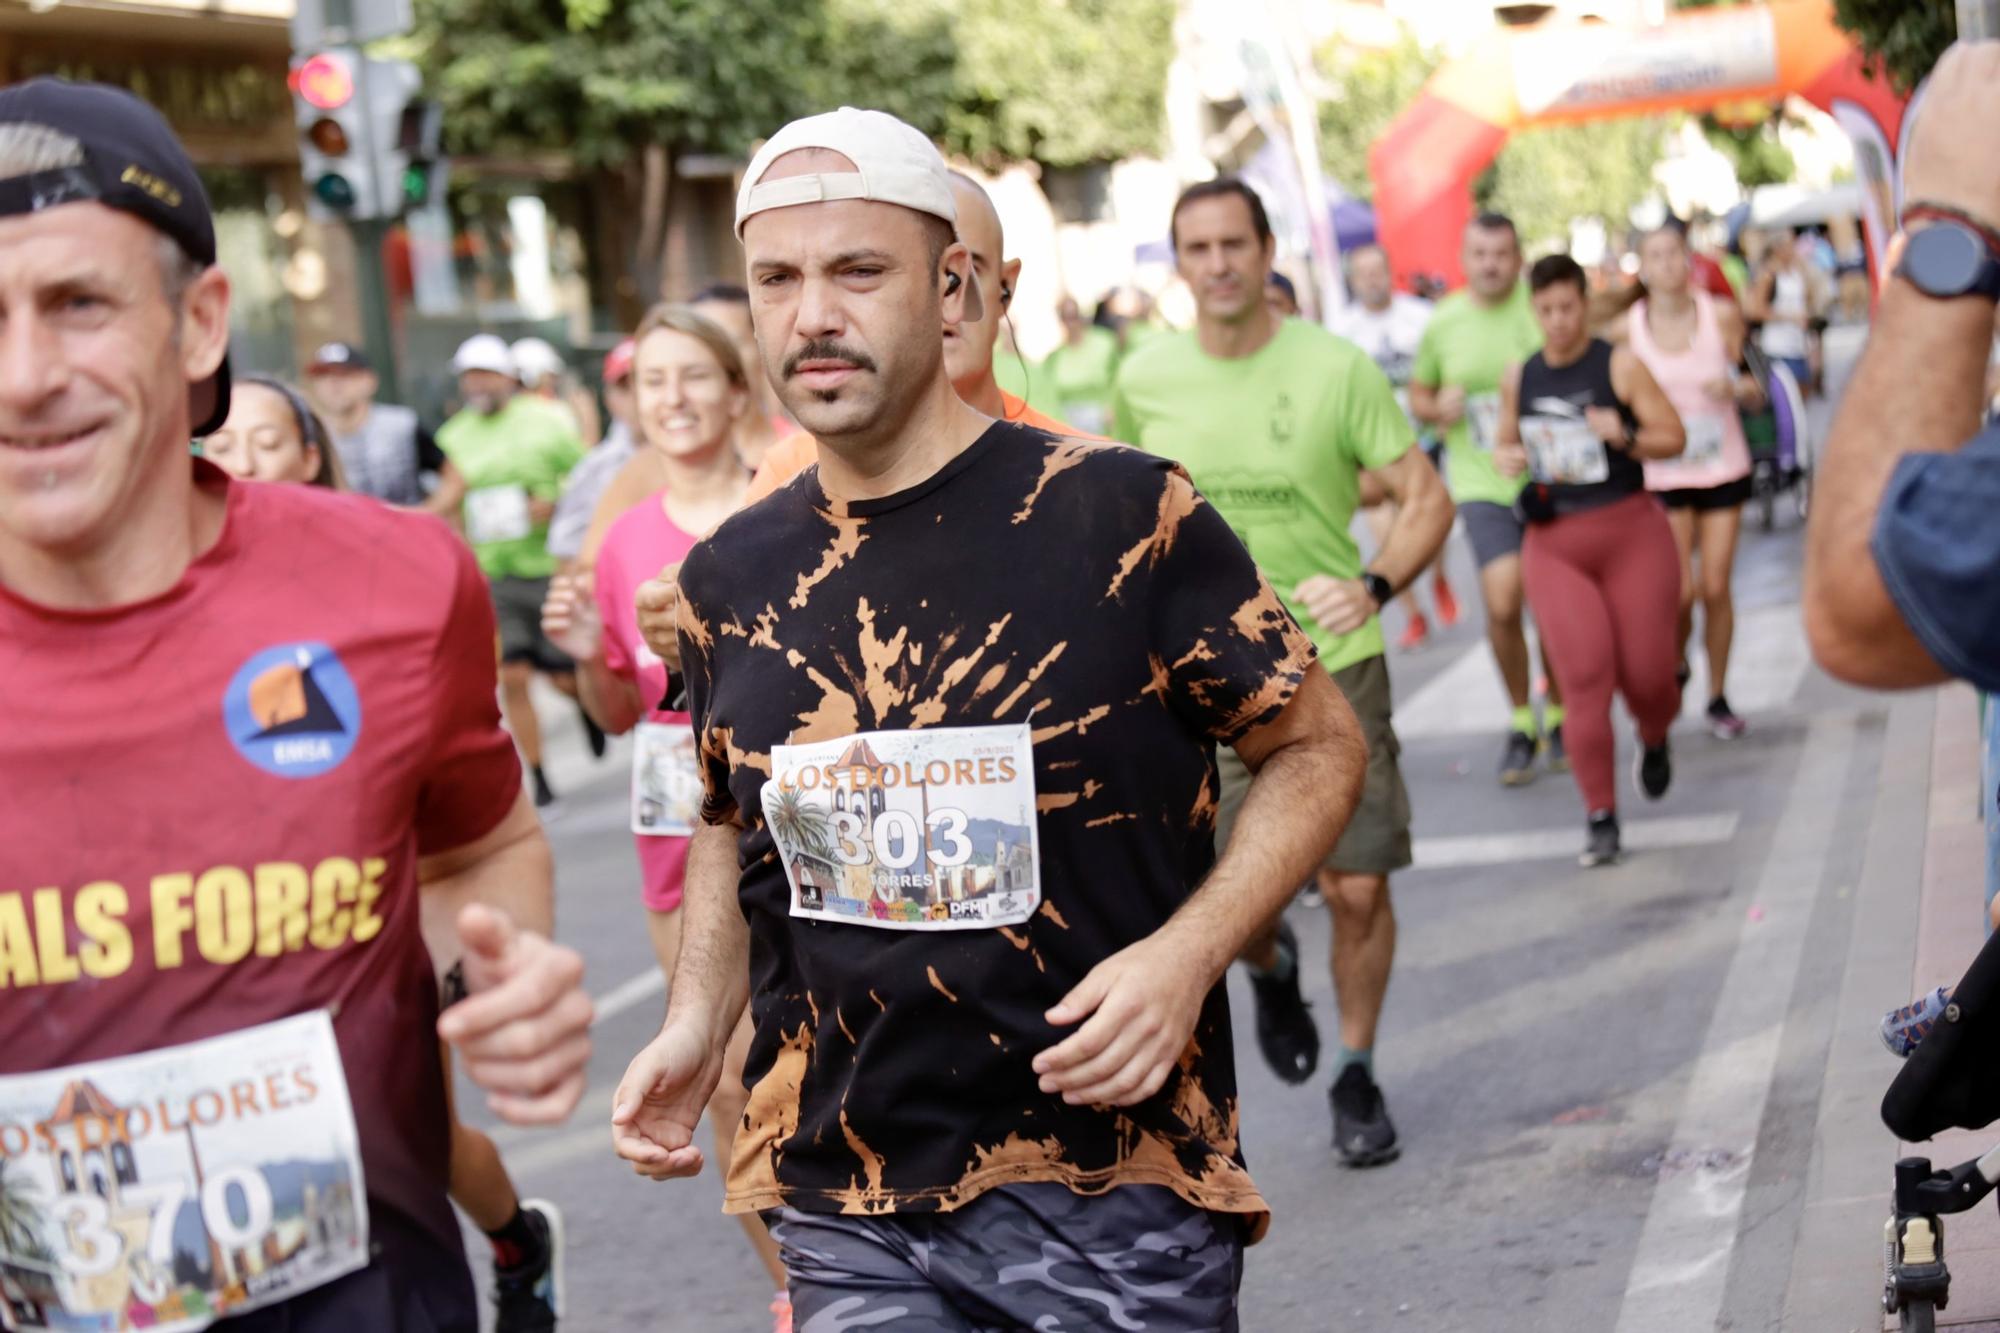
xmin=760 ymin=723 xmax=1042 ymax=931
xmin=0 ymin=1013 xmax=368 ymax=1332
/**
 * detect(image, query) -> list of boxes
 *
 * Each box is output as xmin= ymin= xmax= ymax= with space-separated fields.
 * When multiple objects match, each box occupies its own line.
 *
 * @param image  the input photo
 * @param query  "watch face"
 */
xmin=1905 ymin=224 xmax=1987 ymax=296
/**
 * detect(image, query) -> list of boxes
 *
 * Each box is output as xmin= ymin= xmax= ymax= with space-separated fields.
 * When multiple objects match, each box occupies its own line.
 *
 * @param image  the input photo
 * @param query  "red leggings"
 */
xmin=1521 ymin=493 xmax=1683 ymax=814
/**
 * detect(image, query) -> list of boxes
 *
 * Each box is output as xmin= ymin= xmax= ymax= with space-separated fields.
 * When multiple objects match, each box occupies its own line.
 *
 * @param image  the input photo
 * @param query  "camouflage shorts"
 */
xmin=765 ymin=1183 xmax=1245 ymax=1332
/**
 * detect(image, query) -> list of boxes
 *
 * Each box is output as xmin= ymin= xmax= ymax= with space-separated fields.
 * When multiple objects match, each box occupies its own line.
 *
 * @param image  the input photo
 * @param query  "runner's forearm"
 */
xmin=1804 ymin=279 xmax=1991 ymax=686
xmin=1170 ymin=670 xmax=1365 ymax=982
xmin=577 ymin=654 xmax=646 ymax=736
xmin=1405 ymin=381 xmax=1446 ymax=427
xmin=420 ymin=463 xmax=467 ymax=519
xmin=662 ymin=820 xmax=752 ymax=1044
xmin=1367 ymin=450 xmax=1455 ymax=592
xmin=418 ymin=792 xmax=556 ymax=976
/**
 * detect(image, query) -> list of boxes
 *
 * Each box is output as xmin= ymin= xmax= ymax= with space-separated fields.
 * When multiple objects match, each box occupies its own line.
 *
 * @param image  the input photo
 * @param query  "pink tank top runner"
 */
xmin=1629 ymin=291 xmax=1753 ymax=491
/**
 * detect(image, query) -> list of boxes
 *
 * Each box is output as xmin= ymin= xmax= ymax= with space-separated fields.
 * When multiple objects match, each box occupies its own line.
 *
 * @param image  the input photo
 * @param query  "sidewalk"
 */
xmin=1894 ymin=684 xmax=1998 ymax=1330
xmin=1782 ymin=684 xmax=1995 ymax=1332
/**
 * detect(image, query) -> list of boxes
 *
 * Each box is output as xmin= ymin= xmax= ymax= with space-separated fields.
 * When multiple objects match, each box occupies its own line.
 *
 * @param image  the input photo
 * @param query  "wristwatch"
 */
xmin=1361 ymin=571 xmax=1394 ymax=609
xmin=1896 ymin=218 xmax=2000 ymax=302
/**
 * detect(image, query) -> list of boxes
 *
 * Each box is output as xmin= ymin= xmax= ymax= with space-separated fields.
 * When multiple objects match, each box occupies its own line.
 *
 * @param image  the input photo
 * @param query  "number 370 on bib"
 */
xmin=760 ymin=723 xmax=1043 ymax=931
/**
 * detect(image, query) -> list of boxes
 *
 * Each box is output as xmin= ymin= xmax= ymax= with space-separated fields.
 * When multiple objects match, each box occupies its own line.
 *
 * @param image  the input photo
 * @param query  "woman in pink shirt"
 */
xmin=1629 ymin=224 xmax=1766 ymax=740
xmin=541 ymin=306 xmax=792 ymax=1326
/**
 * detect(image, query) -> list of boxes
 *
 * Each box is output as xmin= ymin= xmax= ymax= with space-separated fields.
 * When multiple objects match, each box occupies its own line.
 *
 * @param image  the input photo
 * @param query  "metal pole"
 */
xmin=323 ymin=0 xmax=402 ymax=401
xmin=1958 ymin=0 xmax=2000 ymax=42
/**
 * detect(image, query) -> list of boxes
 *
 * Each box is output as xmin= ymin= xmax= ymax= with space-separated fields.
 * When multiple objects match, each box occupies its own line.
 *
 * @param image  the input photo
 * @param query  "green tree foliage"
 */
xmin=1830 ymin=0 xmax=1955 ymax=93
xmin=1314 ymin=37 xmax=1441 ymax=198
xmin=929 ymin=0 xmax=1177 ymax=169
xmin=1475 ymin=118 xmax=1669 ymax=251
xmin=411 ymin=0 xmax=1172 ymax=170
xmin=1316 ymin=37 xmax=1666 ymax=244
xmin=1702 ymin=120 xmax=1796 ymax=190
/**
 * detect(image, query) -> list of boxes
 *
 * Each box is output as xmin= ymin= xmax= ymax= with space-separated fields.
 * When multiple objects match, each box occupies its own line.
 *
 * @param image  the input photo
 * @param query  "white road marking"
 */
xmin=1412 ymin=813 xmax=1739 ymax=869
xmin=1393 ymin=604 xmax=1812 ymax=740
xmin=592 ymin=967 xmax=665 ymax=1027
xmin=1612 ymin=712 xmax=1854 ymax=1332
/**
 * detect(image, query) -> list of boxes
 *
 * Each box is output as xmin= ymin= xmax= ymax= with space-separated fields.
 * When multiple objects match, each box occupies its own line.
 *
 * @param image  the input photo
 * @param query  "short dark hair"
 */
xmin=1528 ymin=253 xmax=1588 ymax=296
xmin=920 ymin=213 xmax=955 ymax=274
xmin=1469 ymin=212 xmax=1519 ymax=243
xmin=1266 ymin=271 xmax=1297 ymax=303
xmin=690 ymin=282 xmax=749 ymax=307
xmin=1170 ymin=177 xmax=1272 ymax=250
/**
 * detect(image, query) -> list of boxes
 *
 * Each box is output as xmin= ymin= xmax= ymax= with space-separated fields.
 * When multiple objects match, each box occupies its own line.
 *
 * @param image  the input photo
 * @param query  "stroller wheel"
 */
xmin=1900 ymin=1299 xmax=1936 ymax=1333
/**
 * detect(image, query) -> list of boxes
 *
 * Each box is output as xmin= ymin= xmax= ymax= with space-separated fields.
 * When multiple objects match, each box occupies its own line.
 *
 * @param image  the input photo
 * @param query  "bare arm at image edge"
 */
xmin=1805 ymin=282 xmax=1994 ymax=689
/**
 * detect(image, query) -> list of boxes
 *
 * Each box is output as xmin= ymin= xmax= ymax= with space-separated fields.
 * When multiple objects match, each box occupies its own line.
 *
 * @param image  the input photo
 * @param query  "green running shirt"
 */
xmin=1113 ymin=319 xmax=1415 ymax=673
xmin=1411 ymin=284 xmax=1544 ymax=507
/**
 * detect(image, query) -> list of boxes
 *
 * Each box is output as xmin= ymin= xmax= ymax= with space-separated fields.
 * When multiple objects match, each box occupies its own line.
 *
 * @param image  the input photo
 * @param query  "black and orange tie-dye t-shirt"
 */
xmin=676 ymin=421 xmax=1316 ymax=1235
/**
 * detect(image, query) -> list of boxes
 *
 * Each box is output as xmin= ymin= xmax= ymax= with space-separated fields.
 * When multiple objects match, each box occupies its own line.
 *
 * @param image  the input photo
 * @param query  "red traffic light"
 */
xmin=291 ymin=54 xmax=355 ymax=111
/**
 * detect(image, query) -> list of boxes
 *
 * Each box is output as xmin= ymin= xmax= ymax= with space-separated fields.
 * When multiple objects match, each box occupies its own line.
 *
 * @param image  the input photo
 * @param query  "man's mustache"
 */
xmin=784 ymin=339 xmax=878 ymax=379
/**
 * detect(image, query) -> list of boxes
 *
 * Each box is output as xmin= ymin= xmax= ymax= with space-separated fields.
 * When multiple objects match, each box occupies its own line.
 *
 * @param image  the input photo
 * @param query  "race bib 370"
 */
xmin=0 ymin=1012 xmax=368 ymax=1331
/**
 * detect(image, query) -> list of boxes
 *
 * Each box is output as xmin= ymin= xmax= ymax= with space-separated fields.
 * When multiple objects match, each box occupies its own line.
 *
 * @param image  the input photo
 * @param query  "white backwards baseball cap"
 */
xmin=735 ymin=106 xmax=957 ymax=239
xmin=451 ymin=333 xmax=517 ymax=379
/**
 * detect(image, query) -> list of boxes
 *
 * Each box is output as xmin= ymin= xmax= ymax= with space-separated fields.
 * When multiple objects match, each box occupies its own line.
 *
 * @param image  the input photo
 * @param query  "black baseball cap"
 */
xmin=0 ymin=78 xmax=229 ymax=434
xmin=308 ymin=341 xmax=373 ymax=374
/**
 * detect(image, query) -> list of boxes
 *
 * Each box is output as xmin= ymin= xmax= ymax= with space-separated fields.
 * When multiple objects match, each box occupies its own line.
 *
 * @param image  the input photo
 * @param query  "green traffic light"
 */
xmin=403 ymin=163 xmax=430 ymax=207
xmin=313 ymin=173 xmax=357 ymax=210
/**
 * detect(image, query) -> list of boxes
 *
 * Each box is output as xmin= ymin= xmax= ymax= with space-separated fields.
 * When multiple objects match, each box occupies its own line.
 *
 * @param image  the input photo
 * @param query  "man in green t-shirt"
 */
xmin=1114 ymin=178 xmax=1455 ymax=1169
xmin=1041 ymin=296 xmax=1122 ymax=435
xmin=436 ymin=333 xmax=587 ymax=810
xmin=1408 ymin=213 xmax=1565 ymax=786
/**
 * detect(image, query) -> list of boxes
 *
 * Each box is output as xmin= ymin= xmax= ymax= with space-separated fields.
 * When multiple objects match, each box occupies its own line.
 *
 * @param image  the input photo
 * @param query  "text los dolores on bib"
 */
xmin=760 ymin=723 xmax=1042 ymax=931
xmin=0 ymin=1012 xmax=368 ymax=1333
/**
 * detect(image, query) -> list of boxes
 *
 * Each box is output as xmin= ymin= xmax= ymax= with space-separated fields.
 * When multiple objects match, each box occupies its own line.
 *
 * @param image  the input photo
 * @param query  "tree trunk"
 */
xmin=632 ymin=142 xmax=677 ymax=309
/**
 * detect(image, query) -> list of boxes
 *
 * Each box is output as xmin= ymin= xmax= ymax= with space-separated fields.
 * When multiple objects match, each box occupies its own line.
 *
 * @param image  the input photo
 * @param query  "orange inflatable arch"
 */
xmin=1367 ymin=0 xmax=1907 ymax=289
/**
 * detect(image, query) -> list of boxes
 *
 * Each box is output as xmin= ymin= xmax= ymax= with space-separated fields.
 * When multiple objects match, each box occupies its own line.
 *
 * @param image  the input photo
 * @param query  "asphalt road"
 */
xmin=458 ymin=340 xmax=1909 ymax=1332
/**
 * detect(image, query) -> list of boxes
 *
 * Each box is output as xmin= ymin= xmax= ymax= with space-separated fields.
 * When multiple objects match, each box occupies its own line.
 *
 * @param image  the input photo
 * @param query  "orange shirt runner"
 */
xmin=745 ymin=392 xmax=1086 ymax=504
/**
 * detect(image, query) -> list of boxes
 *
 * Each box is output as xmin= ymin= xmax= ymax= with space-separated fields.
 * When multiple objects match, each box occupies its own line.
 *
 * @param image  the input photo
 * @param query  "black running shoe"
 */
xmin=1706 ymin=695 xmax=1747 ymax=741
xmin=1498 ymin=730 xmax=1538 ymax=787
xmin=494 ymin=1198 xmax=564 ymax=1332
xmin=1330 ymin=1063 xmax=1400 ymax=1167
xmin=1580 ymin=810 xmax=1621 ymax=867
xmin=1542 ymin=723 xmax=1570 ymax=773
xmin=1249 ymin=921 xmax=1319 ymax=1085
xmin=1635 ymin=739 xmax=1672 ymax=801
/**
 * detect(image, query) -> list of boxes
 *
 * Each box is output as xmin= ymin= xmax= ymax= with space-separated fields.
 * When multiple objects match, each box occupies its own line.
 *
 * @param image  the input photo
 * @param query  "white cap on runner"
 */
xmin=451 ymin=333 xmax=516 ymax=379
xmin=735 ymin=106 xmax=957 ymax=239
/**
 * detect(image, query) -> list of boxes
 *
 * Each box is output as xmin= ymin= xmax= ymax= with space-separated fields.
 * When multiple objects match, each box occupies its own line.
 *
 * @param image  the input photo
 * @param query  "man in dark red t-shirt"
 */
xmin=0 ymin=82 xmax=593 ymax=1332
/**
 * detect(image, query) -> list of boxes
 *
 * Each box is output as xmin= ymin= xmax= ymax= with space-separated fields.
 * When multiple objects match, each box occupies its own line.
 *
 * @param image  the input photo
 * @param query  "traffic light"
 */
xmin=290 ymin=50 xmax=424 ymax=221
xmin=396 ymin=98 xmax=445 ymax=211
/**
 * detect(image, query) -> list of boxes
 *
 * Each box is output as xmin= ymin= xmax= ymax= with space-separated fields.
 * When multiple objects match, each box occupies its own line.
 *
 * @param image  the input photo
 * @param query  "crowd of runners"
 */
xmin=5 ymin=41 xmax=1993 ymax=1333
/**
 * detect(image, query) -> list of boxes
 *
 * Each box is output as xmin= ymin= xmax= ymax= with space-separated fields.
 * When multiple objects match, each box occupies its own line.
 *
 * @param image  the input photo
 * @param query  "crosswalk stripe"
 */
xmin=1413 ymin=813 xmax=1738 ymax=869
xmin=1392 ymin=603 xmax=1811 ymax=740
xmin=1612 ymin=712 xmax=1854 ymax=1331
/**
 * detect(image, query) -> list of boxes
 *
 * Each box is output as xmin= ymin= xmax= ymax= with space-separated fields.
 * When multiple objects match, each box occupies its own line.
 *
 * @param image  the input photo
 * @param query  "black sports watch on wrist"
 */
xmin=1361 ymin=571 xmax=1394 ymax=609
xmin=1897 ymin=219 xmax=2000 ymax=302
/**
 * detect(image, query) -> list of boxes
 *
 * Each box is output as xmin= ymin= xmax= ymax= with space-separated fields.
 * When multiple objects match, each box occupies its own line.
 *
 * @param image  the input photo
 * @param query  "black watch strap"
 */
xmin=1361 ymin=571 xmax=1395 ymax=607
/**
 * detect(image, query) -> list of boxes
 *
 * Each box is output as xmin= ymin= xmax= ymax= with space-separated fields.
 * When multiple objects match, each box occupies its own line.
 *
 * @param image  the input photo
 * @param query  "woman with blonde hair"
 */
xmin=540 ymin=305 xmax=792 ymax=1330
